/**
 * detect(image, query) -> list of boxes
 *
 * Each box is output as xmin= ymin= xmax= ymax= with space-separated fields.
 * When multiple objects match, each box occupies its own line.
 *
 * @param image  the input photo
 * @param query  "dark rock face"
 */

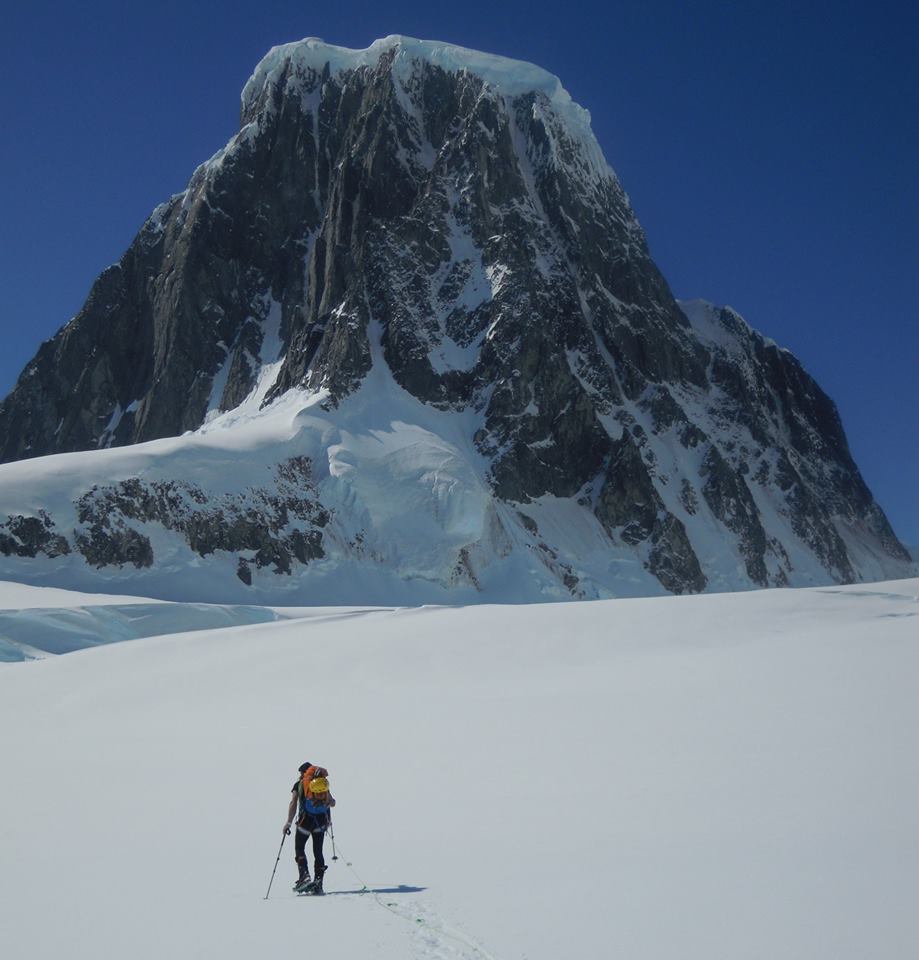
xmin=71 ymin=457 xmax=328 ymax=574
xmin=596 ymin=433 xmax=706 ymax=594
xmin=0 ymin=511 xmax=70 ymax=560
xmin=699 ymin=445 xmax=769 ymax=586
xmin=0 ymin=38 xmax=910 ymax=595
xmin=0 ymin=457 xmax=327 ymax=577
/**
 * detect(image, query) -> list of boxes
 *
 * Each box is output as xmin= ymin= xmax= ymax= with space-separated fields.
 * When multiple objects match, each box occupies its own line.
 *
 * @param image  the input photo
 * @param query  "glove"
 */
xmin=283 ymin=822 xmax=292 ymax=835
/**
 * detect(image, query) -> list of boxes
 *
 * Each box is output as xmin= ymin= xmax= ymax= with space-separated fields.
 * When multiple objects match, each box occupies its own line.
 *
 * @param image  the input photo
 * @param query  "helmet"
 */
xmin=309 ymin=777 xmax=330 ymax=794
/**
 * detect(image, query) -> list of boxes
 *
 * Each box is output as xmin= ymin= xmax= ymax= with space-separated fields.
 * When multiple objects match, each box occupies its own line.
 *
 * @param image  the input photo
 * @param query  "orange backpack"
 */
xmin=299 ymin=765 xmax=328 ymax=799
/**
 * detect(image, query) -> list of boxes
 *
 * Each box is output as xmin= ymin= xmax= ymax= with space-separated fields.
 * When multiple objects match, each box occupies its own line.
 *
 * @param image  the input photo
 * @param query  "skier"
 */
xmin=283 ymin=761 xmax=336 ymax=894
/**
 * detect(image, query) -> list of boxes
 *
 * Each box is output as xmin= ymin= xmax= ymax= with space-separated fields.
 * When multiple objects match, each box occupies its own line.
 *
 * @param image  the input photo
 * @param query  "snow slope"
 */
xmin=1 ymin=580 xmax=916 ymax=959
xmin=0 ymin=579 xmax=391 ymax=662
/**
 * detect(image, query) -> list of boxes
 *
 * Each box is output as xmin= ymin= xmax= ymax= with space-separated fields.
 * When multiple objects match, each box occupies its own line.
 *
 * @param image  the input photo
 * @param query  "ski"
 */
xmin=294 ymin=878 xmax=325 ymax=895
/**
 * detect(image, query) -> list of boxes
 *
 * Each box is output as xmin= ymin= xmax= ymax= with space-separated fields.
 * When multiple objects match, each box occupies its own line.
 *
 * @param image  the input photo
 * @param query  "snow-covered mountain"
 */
xmin=2 ymin=579 xmax=917 ymax=958
xmin=0 ymin=37 xmax=911 ymax=602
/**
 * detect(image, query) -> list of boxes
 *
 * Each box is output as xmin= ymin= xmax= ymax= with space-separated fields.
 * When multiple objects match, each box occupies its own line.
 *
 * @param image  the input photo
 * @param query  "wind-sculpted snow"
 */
xmin=0 ymin=578 xmax=394 ymax=661
xmin=0 ymin=579 xmax=916 ymax=958
xmin=0 ymin=37 xmax=911 ymax=599
xmin=0 ymin=600 xmax=280 ymax=661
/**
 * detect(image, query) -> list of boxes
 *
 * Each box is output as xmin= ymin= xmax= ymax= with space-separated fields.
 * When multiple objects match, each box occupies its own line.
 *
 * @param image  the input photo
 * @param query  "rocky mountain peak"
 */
xmin=0 ymin=38 xmax=911 ymax=601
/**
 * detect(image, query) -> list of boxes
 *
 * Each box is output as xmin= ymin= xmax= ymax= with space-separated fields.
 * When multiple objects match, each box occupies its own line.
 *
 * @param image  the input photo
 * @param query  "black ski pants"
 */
xmin=294 ymin=813 xmax=327 ymax=878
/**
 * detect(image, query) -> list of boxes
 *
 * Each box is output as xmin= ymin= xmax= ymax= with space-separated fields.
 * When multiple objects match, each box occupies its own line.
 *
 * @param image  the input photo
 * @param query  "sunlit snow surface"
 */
xmin=0 ymin=579 xmax=916 ymax=959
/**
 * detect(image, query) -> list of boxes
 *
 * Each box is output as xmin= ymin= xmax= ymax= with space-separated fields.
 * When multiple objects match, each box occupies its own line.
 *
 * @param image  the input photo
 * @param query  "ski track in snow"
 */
xmin=290 ymin=849 xmax=500 ymax=960
xmin=332 ymin=867 xmax=499 ymax=960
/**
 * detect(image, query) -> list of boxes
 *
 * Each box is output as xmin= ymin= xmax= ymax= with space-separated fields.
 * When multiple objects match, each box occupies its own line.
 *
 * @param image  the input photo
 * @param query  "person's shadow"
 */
xmin=327 ymin=884 xmax=426 ymax=896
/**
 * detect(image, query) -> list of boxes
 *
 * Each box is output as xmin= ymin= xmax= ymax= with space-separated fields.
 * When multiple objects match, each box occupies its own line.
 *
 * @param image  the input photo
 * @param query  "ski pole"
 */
xmin=264 ymin=831 xmax=288 ymax=899
xmin=329 ymin=816 xmax=338 ymax=861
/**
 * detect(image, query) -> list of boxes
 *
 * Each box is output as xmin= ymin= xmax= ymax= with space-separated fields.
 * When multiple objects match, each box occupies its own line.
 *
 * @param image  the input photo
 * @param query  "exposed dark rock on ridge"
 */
xmin=0 ymin=511 xmax=70 ymax=561
xmin=0 ymin=37 xmax=910 ymax=596
xmin=0 ymin=457 xmax=328 ymax=578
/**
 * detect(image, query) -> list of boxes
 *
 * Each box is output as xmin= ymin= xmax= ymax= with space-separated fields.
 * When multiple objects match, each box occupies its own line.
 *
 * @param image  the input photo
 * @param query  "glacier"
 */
xmin=1 ymin=578 xmax=916 ymax=958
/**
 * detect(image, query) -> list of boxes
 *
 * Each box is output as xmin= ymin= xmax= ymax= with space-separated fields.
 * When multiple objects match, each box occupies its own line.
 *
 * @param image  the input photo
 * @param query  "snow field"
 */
xmin=0 ymin=580 xmax=917 ymax=959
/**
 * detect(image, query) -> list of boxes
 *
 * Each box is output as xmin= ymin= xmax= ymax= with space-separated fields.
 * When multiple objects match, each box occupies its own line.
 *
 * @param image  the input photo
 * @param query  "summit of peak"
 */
xmin=242 ymin=35 xmax=580 ymax=117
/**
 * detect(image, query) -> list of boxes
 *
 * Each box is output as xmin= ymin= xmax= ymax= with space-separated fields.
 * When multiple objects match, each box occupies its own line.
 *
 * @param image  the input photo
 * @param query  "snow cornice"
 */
xmin=241 ymin=35 xmax=593 ymax=129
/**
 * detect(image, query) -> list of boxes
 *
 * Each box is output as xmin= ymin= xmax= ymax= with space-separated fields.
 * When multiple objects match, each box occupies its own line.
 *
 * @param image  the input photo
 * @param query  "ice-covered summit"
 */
xmin=242 ymin=35 xmax=582 ymax=117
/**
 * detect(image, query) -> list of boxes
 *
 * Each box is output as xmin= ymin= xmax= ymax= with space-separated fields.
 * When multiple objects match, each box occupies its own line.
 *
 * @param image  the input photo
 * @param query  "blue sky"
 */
xmin=1 ymin=0 xmax=916 ymax=546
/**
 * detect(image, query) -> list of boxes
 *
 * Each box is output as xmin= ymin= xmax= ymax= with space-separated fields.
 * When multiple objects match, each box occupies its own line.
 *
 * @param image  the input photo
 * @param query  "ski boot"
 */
xmin=311 ymin=865 xmax=326 ymax=895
